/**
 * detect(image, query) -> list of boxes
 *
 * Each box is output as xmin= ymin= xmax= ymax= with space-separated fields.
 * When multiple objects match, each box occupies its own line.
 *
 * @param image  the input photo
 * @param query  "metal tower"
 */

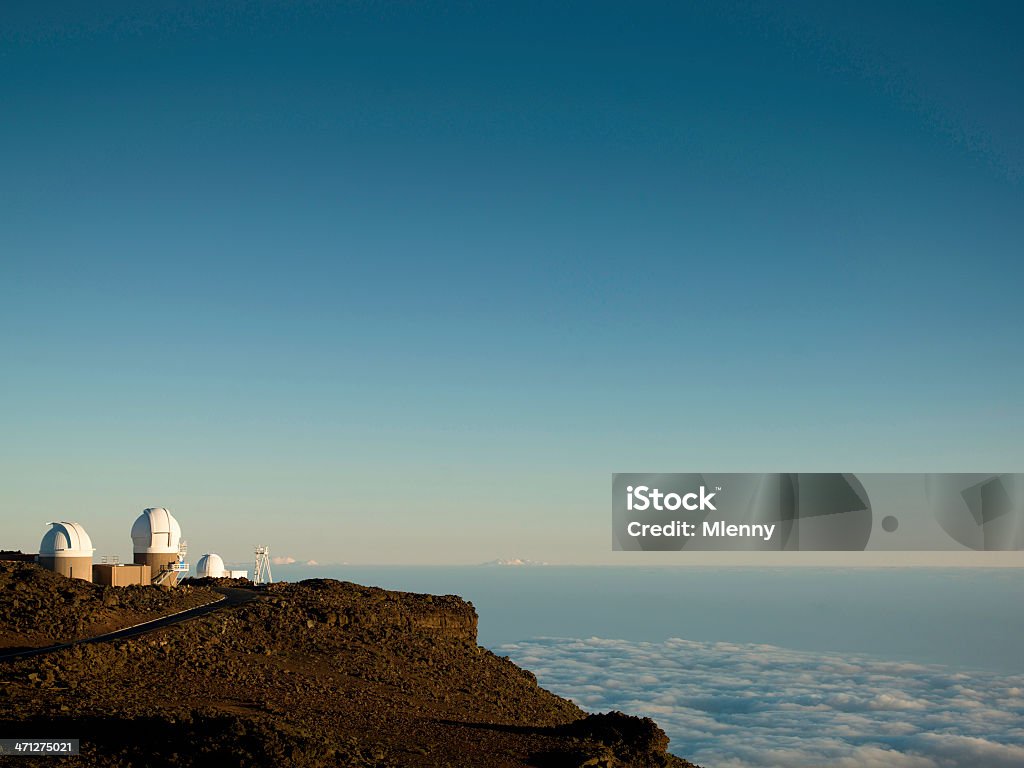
xmin=253 ymin=545 xmax=273 ymax=585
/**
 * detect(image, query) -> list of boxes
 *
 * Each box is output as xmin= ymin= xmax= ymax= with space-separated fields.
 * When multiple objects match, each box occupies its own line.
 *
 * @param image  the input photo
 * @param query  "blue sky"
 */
xmin=2 ymin=2 xmax=1022 ymax=564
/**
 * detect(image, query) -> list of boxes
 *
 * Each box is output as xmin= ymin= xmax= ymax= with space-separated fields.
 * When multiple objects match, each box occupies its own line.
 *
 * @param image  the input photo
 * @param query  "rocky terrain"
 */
xmin=0 ymin=564 xmax=700 ymax=767
xmin=0 ymin=561 xmax=219 ymax=651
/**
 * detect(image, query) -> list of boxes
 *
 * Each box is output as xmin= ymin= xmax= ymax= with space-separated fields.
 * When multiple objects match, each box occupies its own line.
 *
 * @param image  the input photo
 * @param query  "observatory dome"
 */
xmin=39 ymin=522 xmax=95 ymax=557
xmin=195 ymin=553 xmax=226 ymax=578
xmin=131 ymin=507 xmax=182 ymax=554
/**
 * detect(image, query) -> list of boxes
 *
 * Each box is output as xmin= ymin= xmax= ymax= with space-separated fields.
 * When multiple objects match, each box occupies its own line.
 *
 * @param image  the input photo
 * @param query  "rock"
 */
xmin=0 ymin=570 xmax=700 ymax=768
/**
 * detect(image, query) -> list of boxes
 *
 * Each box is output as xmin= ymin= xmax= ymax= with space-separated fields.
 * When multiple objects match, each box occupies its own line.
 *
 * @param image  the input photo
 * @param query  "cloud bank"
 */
xmin=270 ymin=556 xmax=319 ymax=566
xmin=499 ymin=637 xmax=1024 ymax=768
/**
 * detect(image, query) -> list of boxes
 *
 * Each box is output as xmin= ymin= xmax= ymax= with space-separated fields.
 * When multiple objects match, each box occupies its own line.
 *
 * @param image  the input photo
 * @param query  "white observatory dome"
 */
xmin=195 ymin=553 xmax=226 ymax=578
xmin=131 ymin=507 xmax=182 ymax=554
xmin=39 ymin=522 xmax=95 ymax=557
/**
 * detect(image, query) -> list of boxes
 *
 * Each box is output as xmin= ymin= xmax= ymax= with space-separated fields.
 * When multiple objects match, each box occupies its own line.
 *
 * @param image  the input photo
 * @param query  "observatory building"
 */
xmin=131 ymin=507 xmax=187 ymax=585
xmin=195 ymin=553 xmax=226 ymax=578
xmin=194 ymin=553 xmax=248 ymax=580
xmin=38 ymin=522 xmax=94 ymax=582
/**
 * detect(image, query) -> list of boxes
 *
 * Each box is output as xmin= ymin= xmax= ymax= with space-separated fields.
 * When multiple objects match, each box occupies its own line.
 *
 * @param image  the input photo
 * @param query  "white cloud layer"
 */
xmin=499 ymin=637 xmax=1024 ymax=768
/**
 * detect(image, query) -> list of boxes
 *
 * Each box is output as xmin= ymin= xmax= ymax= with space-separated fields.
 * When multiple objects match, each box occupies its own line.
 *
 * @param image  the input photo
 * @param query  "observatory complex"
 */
xmin=0 ymin=505 xmax=261 ymax=586
xmin=10 ymin=506 xmax=238 ymax=586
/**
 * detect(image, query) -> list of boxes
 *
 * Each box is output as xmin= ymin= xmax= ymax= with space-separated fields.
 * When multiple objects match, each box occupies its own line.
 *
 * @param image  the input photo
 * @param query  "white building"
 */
xmin=195 ymin=552 xmax=227 ymax=578
xmin=131 ymin=507 xmax=187 ymax=584
xmin=38 ymin=521 xmax=95 ymax=582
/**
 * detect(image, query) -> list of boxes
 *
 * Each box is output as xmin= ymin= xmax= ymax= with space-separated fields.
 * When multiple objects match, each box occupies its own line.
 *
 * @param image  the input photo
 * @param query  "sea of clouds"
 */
xmin=499 ymin=637 xmax=1024 ymax=768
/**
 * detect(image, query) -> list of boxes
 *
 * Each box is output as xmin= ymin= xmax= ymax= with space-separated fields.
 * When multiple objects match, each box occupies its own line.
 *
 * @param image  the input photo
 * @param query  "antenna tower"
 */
xmin=253 ymin=545 xmax=273 ymax=585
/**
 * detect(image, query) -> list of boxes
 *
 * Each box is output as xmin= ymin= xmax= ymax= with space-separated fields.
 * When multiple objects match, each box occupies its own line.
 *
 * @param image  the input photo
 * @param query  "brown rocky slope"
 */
xmin=0 ymin=561 xmax=220 ymax=651
xmin=0 ymin=564 xmax=700 ymax=767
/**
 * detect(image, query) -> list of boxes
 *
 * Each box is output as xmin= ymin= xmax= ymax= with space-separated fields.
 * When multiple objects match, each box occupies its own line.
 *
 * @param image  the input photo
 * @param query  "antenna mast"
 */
xmin=253 ymin=545 xmax=273 ymax=585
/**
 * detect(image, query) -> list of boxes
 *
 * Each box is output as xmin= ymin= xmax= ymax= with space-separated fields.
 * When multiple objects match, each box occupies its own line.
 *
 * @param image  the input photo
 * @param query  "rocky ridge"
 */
xmin=0 ymin=564 xmax=700 ymax=767
xmin=0 ymin=561 xmax=219 ymax=650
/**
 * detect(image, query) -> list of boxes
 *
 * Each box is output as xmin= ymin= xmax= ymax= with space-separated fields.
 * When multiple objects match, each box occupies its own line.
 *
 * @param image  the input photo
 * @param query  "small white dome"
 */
xmin=195 ymin=553 xmax=226 ymax=578
xmin=40 ymin=522 xmax=95 ymax=557
xmin=131 ymin=507 xmax=182 ymax=554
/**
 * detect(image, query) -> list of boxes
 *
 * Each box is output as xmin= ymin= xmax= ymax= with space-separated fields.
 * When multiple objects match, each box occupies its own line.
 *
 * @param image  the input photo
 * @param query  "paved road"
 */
xmin=0 ymin=586 xmax=257 ymax=663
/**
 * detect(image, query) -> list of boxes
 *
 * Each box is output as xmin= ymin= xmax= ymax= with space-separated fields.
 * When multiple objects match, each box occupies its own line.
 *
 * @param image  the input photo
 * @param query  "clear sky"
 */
xmin=2 ymin=2 xmax=1022 ymax=565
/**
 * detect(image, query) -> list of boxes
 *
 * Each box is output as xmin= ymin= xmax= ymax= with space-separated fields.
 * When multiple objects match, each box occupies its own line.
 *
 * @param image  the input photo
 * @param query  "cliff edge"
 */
xmin=0 ymin=564 xmax=700 ymax=767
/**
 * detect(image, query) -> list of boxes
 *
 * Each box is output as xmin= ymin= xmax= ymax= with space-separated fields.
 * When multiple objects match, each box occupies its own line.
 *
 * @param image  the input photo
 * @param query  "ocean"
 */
xmin=269 ymin=566 xmax=1024 ymax=767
